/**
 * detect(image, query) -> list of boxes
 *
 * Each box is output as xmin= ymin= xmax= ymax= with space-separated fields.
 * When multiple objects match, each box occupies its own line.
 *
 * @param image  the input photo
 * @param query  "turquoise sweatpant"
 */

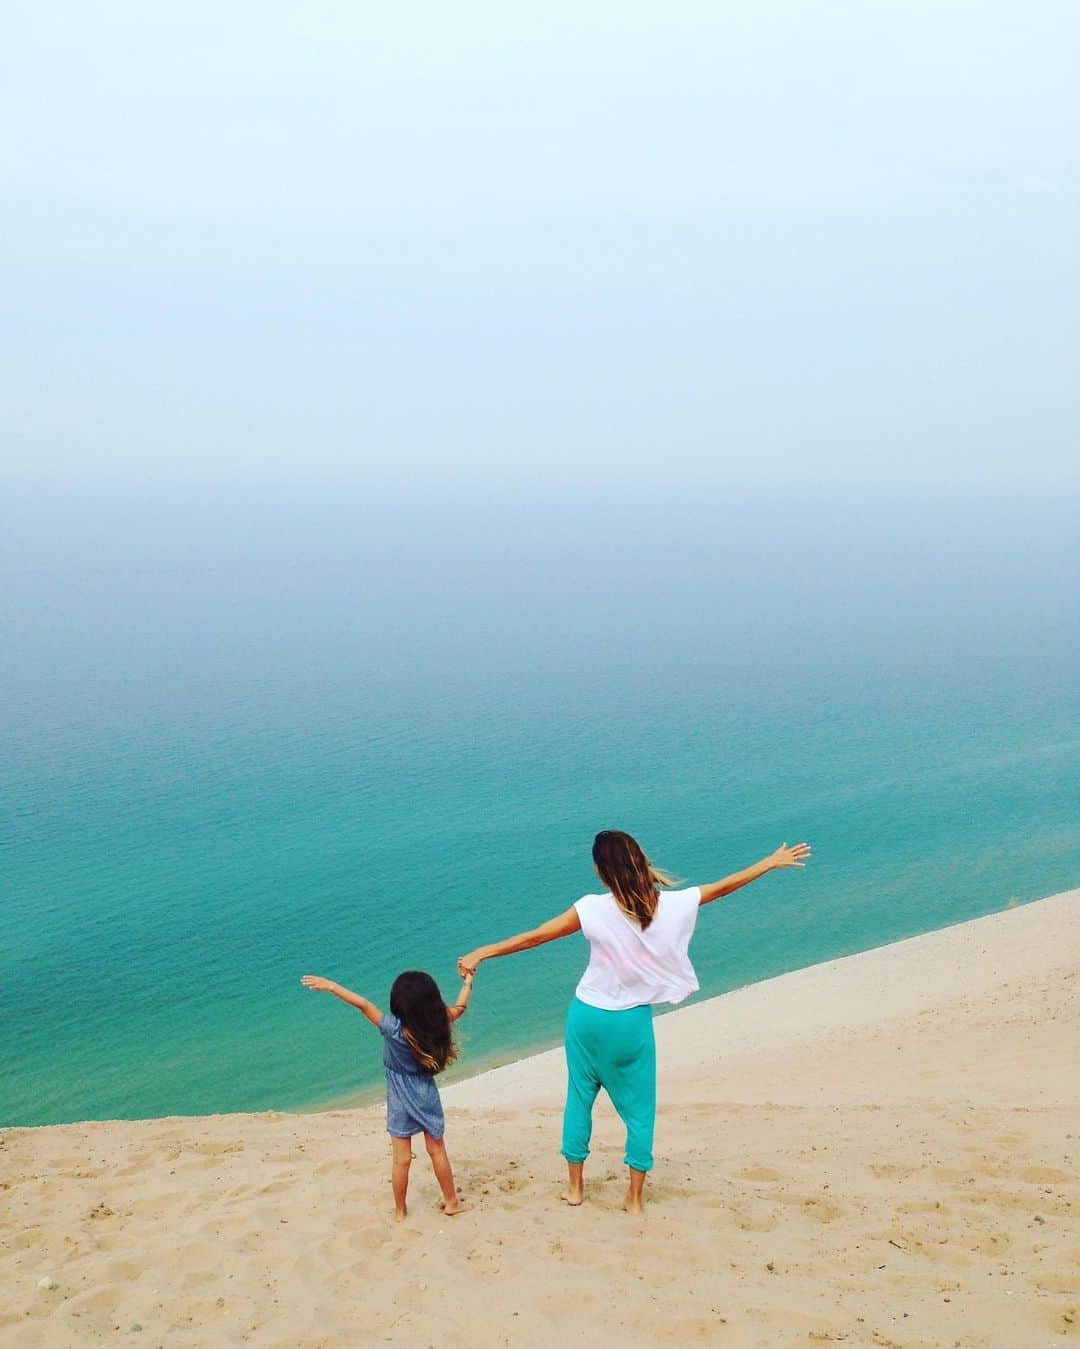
xmin=561 ymin=997 xmax=657 ymax=1173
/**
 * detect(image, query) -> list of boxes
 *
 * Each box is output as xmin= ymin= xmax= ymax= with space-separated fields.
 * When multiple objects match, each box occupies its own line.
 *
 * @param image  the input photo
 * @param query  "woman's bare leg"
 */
xmin=564 ymin=1160 xmax=585 ymax=1206
xmin=624 ymin=1167 xmax=646 ymax=1214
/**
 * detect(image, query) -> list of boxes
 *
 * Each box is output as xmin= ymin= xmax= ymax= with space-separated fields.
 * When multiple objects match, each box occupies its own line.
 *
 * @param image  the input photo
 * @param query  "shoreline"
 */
xmin=447 ymin=884 xmax=1080 ymax=1110
xmin=3 ymin=885 xmax=1076 ymax=1347
xmin=298 ymin=886 xmax=1077 ymax=1120
xmin=7 ymin=886 xmax=1077 ymax=1132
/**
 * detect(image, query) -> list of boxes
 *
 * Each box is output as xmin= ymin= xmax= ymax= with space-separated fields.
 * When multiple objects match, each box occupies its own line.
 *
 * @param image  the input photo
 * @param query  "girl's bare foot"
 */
xmin=623 ymin=1189 xmax=644 ymax=1215
xmin=563 ymin=1185 xmax=584 ymax=1207
xmin=441 ymin=1197 xmax=464 ymax=1216
xmin=395 ymin=1206 xmax=408 ymax=1222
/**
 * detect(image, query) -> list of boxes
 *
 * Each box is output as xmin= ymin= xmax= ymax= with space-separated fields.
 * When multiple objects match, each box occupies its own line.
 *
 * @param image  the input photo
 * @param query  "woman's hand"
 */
xmin=457 ymin=951 xmax=484 ymax=978
xmin=301 ymin=975 xmax=335 ymax=992
xmin=768 ymin=841 xmax=812 ymax=869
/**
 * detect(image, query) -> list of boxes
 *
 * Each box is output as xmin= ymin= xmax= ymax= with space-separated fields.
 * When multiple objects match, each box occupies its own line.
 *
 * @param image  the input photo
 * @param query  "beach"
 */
xmin=3 ymin=888 xmax=1076 ymax=1348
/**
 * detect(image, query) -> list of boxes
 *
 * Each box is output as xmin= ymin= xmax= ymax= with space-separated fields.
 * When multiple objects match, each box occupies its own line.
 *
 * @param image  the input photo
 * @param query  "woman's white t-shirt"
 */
xmin=573 ymin=887 xmax=702 ymax=1011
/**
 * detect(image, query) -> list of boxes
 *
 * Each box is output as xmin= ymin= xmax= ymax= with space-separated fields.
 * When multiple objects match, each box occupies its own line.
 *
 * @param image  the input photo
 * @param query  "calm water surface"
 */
xmin=2 ymin=483 xmax=1077 ymax=1125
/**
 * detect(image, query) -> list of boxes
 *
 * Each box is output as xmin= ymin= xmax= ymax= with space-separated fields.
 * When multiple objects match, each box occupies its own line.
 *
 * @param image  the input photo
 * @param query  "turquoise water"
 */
xmin=2 ymin=483 xmax=1078 ymax=1127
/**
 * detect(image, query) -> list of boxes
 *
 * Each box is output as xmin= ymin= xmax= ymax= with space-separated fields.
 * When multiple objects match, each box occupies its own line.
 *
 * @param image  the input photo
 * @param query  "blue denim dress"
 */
xmin=379 ymin=1013 xmax=445 ymax=1139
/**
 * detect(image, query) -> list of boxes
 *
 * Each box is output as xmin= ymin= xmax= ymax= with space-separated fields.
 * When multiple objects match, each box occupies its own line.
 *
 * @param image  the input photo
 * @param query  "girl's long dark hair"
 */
xmin=389 ymin=971 xmax=456 ymax=1075
xmin=592 ymin=830 xmax=677 ymax=931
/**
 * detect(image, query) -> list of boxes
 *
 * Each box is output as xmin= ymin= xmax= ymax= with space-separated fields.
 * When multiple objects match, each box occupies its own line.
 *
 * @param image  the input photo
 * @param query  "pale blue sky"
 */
xmin=3 ymin=1 xmax=1077 ymax=487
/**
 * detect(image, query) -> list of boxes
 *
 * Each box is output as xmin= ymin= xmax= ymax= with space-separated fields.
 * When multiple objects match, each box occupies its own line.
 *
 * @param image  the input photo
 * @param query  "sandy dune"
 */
xmin=2 ymin=890 xmax=1077 ymax=1348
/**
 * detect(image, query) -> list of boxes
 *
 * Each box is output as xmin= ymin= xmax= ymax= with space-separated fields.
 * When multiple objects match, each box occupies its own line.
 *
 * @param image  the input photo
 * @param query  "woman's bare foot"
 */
xmin=624 ymin=1167 xmax=646 ymax=1214
xmin=441 ymin=1196 xmax=465 ymax=1216
xmin=563 ymin=1161 xmax=584 ymax=1206
xmin=394 ymin=1205 xmax=408 ymax=1222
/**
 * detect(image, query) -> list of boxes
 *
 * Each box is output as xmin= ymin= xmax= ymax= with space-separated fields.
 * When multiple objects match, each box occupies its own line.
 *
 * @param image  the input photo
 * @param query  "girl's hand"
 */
xmin=457 ymin=952 xmax=482 ymax=978
xmin=301 ymin=975 xmax=335 ymax=992
xmin=768 ymin=842 xmax=812 ymax=869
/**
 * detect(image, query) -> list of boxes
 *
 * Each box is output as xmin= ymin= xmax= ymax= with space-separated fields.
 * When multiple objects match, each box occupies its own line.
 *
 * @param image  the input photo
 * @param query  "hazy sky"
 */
xmin=3 ymin=1 xmax=1077 ymax=488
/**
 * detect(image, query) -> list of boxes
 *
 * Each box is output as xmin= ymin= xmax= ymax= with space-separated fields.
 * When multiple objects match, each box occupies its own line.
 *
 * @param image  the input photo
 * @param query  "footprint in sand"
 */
xmin=1018 ymin=1165 xmax=1073 ymax=1184
xmin=736 ymin=1165 xmax=783 ymax=1182
xmin=707 ymin=1200 xmax=780 ymax=1232
xmin=775 ymin=1193 xmax=843 ymax=1223
xmin=1042 ymin=1303 xmax=1077 ymax=1336
xmin=189 ymin=1141 xmax=245 ymax=1157
xmin=895 ymin=1199 xmax=948 ymax=1215
xmin=869 ymin=1163 xmax=919 ymax=1180
xmin=1033 ymin=1273 xmax=1079 ymax=1295
xmin=954 ymin=1227 xmax=1012 ymax=1255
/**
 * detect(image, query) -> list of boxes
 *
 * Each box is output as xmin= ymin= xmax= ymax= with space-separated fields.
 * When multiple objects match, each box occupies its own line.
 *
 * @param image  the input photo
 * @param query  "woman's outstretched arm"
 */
xmin=457 ymin=907 xmax=581 ymax=977
xmin=699 ymin=841 xmax=811 ymax=906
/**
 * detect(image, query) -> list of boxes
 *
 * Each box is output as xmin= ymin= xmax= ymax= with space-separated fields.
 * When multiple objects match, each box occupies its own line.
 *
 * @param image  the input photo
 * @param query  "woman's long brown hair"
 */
xmin=592 ymin=830 xmax=677 ymax=930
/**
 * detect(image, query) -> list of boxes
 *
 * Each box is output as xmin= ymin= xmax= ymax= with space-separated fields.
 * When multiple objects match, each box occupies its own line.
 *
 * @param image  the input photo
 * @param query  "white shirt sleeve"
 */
xmin=573 ymin=895 xmax=601 ymax=931
xmin=669 ymin=886 xmax=702 ymax=940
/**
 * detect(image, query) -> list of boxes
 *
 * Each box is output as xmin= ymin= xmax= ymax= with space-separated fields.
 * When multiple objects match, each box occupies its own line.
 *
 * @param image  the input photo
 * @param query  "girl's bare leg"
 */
xmin=391 ymin=1137 xmax=412 ymax=1220
xmin=564 ymin=1160 xmax=584 ymax=1206
xmin=624 ymin=1167 xmax=646 ymax=1214
xmin=423 ymin=1133 xmax=463 ymax=1215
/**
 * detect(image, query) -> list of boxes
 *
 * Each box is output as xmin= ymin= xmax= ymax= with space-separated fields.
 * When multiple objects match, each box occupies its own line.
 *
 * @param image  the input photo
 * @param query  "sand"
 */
xmin=2 ymin=889 xmax=1077 ymax=1348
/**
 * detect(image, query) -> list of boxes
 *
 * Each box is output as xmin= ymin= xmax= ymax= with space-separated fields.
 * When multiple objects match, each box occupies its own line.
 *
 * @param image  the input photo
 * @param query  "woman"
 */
xmin=457 ymin=830 xmax=811 ymax=1212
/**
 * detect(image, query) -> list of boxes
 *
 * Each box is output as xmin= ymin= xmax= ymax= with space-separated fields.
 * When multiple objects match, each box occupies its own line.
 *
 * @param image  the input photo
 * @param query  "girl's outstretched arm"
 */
xmin=698 ymin=842 xmax=811 ymax=906
xmin=457 ymin=907 xmax=581 ymax=977
xmin=447 ymin=971 xmax=474 ymax=1023
xmin=301 ymin=975 xmax=383 ymax=1026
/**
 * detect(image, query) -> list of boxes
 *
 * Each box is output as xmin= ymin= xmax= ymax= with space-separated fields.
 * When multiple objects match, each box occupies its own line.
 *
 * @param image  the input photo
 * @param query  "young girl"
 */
xmin=301 ymin=967 xmax=474 ymax=1220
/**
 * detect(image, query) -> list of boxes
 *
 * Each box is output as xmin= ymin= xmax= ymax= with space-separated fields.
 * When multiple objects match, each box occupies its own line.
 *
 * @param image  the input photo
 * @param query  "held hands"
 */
xmin=457 ymin=952 xmax=482 ymax=979
xmin=300 ymin=975 xmax=335 ymax=992
xmin=768 ymin=841 xmax=812 ymax=869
